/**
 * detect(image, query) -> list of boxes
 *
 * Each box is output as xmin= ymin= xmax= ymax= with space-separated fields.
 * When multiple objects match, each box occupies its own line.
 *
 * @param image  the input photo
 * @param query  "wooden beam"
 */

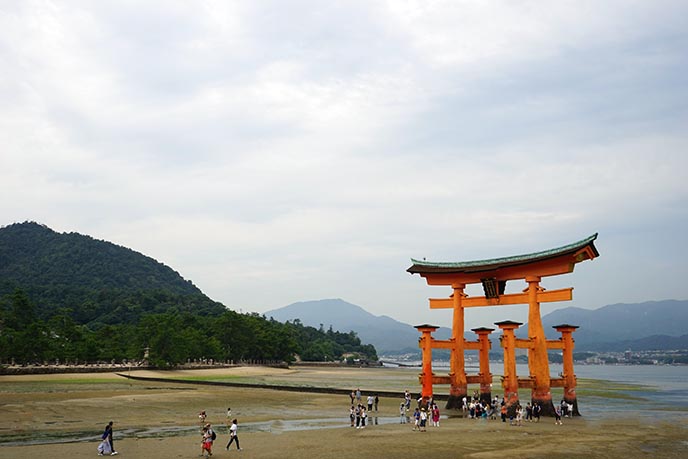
xmin=427 ymin=339 xmax=454 ymax=350
xmin=429 ymin=287 xmax=573 ymax=309
xmin=546 ymin=340 xmax=564 ymax=350
xmin=464 ymin=341 xmax=481 ymax=350
xmin=430 ymin=375 xmax=452 ymax=385
xmin=516 ymin=377 xmax=536 ymax=389
xmin=514 ymin=338 xmax=535 ymax=349
xmin=550 ymin=377 xmax=566 ymax=388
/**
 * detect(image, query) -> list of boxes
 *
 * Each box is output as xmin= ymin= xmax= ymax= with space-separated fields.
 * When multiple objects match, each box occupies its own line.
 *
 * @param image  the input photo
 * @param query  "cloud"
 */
xmin=1 ymin=1 xmax=687 ymax=330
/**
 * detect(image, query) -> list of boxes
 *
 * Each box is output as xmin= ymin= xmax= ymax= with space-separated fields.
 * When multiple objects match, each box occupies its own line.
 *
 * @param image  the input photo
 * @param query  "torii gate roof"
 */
xmin=407 ymin=233 xmax=599 ymax=282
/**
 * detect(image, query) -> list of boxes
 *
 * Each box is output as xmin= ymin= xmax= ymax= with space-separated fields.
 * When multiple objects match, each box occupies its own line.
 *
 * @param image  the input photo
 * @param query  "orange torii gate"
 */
xmin=407 ymin=234 xmax=599 ymax=415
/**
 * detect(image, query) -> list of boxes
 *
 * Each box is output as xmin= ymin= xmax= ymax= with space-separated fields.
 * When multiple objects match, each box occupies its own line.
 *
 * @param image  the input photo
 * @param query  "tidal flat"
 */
xmin=0 ymin=366 xmax=686 ymax=458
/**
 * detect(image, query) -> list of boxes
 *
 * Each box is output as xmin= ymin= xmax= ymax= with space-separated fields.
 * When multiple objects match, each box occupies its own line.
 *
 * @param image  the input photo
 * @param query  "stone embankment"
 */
xmin=0 ymin=360 xmax=289 ymax=375
xmin=115 ymin=370 xmax=441 ymax=401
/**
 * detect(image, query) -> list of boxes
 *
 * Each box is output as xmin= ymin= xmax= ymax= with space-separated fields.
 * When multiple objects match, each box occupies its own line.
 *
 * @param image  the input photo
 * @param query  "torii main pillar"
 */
xmin=525 ymin=275 xmax=553 ymax=410
xmin=448 ymin=283 xmax=467 ymax=409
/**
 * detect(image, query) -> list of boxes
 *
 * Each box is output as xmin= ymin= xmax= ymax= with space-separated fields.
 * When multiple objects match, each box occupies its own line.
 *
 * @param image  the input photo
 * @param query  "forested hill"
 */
xmin=0 ymin=221 xmax=227 ymax=324
xmin=0 ymin=222 xmax=378 ymax=366
xmin=0 ymin=221 xmax=200 ymax=294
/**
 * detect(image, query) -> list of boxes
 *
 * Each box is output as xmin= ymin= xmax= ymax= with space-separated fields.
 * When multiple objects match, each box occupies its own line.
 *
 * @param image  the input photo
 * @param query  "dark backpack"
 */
xmin=211 ymin=430 xmax=217 ymax=440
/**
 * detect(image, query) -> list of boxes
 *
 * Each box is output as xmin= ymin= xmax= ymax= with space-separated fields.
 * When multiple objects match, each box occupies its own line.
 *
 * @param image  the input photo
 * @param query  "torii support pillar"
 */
xmin=471 ymin=327 xmax=494 ymax=405
xmin=555 ymin=324 xmax=580 ymax=416
xmin=496 ymin=320 xmax=521 ymax=417
xmin=415 ymin=324 xmax=439 ymax=407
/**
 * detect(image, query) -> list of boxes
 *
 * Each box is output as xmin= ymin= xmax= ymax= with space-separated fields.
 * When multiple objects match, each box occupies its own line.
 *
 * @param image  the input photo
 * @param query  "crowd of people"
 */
xmin=198 ymin=408 xmax=242 ymax=456
xmin=97 ymin=389 xmax=575 ymax=455
xmin=457 ymin=392 xmax=561 ymax=427
xmin=348 ymin=387 xmax=380 ymax=428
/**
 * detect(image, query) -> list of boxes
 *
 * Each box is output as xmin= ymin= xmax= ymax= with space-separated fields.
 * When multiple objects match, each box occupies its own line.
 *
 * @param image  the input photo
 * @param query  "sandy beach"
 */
xmin=1 ymin=366 xmax=686 ymax=458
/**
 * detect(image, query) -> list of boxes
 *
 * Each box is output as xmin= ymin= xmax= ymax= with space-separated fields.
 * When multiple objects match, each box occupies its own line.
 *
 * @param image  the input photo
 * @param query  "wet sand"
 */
xmin=1 ymin=367 xmax=686 ymax=458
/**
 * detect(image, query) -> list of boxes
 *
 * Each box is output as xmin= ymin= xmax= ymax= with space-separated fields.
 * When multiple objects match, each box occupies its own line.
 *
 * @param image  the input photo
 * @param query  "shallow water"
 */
xmin=0 ymin=416 xmax=405 ymax=446
xmin=3 ymin=363 xmax=686 ymax=446
xmin=393 ymin=362 xmax=688 ymax=419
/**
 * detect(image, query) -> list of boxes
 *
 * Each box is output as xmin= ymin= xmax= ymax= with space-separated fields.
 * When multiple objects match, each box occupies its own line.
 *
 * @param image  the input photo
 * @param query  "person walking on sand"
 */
xmin=419 ymin=408 xmax=427 ymax=432
xmin=205 ymin=423 xmax=216 ymax=450
xmin=367 ymin=394 xmax=374 ymax=412
xmin=514 ymin=404 xmax=523 ymax=426
xmin=533 ymin=402 xmax=542 ymax=422
xmin=374 ymin=394 xmax=379 ymax=412
xmin=432 ymin=403 xmax=440 ymax=427
xmin=226 ymin=419 xmax=242 ymax=451
xmin=201 ymin=426 xmax=213 ymax=457
xmin=100 ymin=421 xmax=118 ymax=456
xmin=399 ymin=402 xmax=407 ymax=424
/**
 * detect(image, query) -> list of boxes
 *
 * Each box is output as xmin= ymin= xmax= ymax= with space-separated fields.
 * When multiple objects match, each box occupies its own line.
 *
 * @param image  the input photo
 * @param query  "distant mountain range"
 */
xmin=4 ymin=222 xmax=686 ymax=356
xmin=265 ymin=298 xmax=688 ymax=354
xmin=533 ymin=300 xmax=688 ymax=351
xmin=265 ymin=299 xmax=452 ymax=354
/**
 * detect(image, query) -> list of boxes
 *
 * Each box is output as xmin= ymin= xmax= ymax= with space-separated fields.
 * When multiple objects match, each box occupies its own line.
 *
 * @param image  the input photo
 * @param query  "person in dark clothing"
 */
xmin=226 ymin=418 xmax=242 ymax=451
xmin=101 ymin=421 xmax=118 ymax=456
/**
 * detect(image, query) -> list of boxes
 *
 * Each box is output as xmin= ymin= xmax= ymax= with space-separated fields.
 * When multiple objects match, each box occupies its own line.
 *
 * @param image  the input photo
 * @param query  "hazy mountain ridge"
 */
xmin=266 ymin=298 xmax=688 ymax=353
xmin=537 ymin=300 xmax=688 ymax=351
xmin=264 ymin=299 xmax=452 ymax=353
xmin=4 ymin=222 xmax=684 ymax=355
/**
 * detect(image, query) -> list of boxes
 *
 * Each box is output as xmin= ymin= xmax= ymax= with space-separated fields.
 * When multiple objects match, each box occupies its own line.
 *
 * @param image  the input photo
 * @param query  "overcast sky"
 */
xmin=2 ymin=1 xmax=687 ymax=331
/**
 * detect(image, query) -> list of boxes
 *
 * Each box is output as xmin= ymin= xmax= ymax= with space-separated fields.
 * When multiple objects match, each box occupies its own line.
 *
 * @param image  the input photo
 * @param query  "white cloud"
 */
xmin=1 ymin=0 xmax=687 ymax=330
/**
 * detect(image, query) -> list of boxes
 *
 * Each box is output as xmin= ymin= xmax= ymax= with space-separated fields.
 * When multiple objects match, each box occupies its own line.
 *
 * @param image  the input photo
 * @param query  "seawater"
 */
xmin=388 ymin=361 xmax=688 ymax=417
xmin=4 ymin=364 xmax=686 ymax=446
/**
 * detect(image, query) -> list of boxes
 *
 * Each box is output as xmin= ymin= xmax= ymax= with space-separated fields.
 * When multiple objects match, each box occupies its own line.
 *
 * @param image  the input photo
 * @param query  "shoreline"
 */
xmin=1 ymin=366 xmax=686 ymax=458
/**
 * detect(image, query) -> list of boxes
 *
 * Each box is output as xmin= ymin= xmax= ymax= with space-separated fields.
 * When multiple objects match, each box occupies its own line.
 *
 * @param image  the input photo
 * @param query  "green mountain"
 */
xmin=0 ymin=221 xmax=226 ymax=326
xmin=0 ymin=222 xmax=377 ymax=366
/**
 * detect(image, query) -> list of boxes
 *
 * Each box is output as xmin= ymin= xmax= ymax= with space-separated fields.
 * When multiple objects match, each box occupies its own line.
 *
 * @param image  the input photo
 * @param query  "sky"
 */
xmin=1 ymin=1 xmax=687 ymax=331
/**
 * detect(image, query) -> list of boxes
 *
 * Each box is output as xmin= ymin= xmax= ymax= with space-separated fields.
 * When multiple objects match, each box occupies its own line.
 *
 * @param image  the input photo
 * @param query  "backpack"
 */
xmin=211 ymin=430 xmax=217 ymax=441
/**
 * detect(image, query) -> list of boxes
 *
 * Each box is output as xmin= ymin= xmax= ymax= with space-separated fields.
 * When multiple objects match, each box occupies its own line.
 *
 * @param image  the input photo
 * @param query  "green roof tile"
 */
xmin=408 ymin=233 xmax=598 ymax=274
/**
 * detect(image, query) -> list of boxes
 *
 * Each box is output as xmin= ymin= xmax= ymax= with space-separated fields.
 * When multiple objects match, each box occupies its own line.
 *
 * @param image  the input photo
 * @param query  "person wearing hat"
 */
xmin=201 ymin=426 xmax=212 ymax=457
xmin=206 ymin=423 xmax=216 ymax=445
xmin=419 ymin=408 xmax=428 ymax=432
